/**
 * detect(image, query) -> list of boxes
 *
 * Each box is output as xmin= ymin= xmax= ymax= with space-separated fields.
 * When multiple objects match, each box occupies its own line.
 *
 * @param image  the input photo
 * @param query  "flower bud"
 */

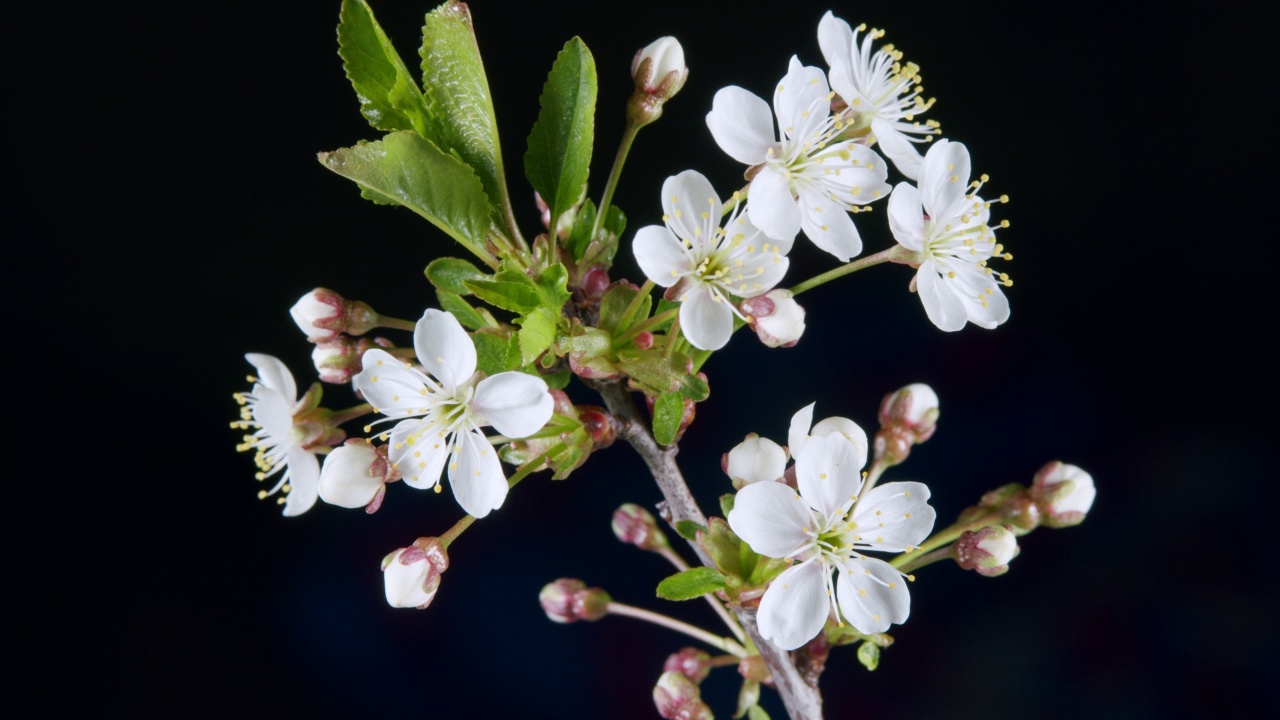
xmin=741 ymin=289 xmax=806 ymax=348
xmin=1030 ymin=461 xmax=1096 ymax=528
xmin=629 ymin=37 xmax=688 ymax=126
xmin=582 ymin=266 xmax=611 ymax=299
xmin=737 ymin=654 xmax=771 ymax=683
xmin=723 ymin=434 xmax=787 ymax=488
xmin=381 ymin=537 xmax=448 ymax=609
xmin=538 ymin=578 xmax=611 ymax=623
xmin=954 ymin=524 xmax=1020 ymax=577
xmin=289 ymin=288 xmax=378 ymax=342
xmin=633 ymin=330 xmax=655 ymax=350
xmin=874 ymin=383 xmax=940 ymax=466
xmin=612 ymin=503 xmax=670 ymax=552
xmin=663 ymin=647 xmax=711 ymax=684
xmin=319 ymin=439 xmax=397 ymax=512
xmin=578 ymin=405 xmax=618 ymax=449
xmin=653 ymin=671 xmax=713 ymax=720
xmin=311 ymin=336 xmax=387 ymax=384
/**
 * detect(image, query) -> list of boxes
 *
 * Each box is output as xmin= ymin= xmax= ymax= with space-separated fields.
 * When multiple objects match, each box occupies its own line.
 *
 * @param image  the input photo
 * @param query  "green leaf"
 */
xmin=517 ymin=306 xmax=558 ymax=365
xmin=535 ymin=263 xmax=572 ymax=311
xmin=543 ymin=367 xmax=571 ymax=390
xmin=420 ymin=1 xmax=508 ymax=225
xmin=652 ymin=298 xmax=679 ymax=333
xmin=598 ymin=282 xmax=650 ymax=335
xmin=473 ymin=330 xmax=520 ymax=375
xmin=425 ymin=257 xmax=488 ymax=295
xmin=338 ymin=0 xmax=433 ymax=136
xmin=436 ymin=289 xmax=488 ymax=330
xmin=603 ymin=204 xmax=626 ymax=238
xmin=318 ymin=132 xmax=492 ymax=255
xmin=652 ymin=391 xmax=684 ymax=445
xmin=565 ymin=198 xmax=597 ymax=260
xmin=700 ymin=518 xmax=743 ymax=577
xmin=747 ymin=705 xmax=771 ymax=720
xmin=719 ymin=493 xmax=736 ymax=517
xmin=656 ymin=567 xmax=727 ymax=601
xmin=674 ymin=520 xmax=705 ymax=541
xmin=524 ymin=38 xmax=596 ymax=225
xmin=679 ymin=370 xmax=709 ymax=402
xmin=466 ymin=279 xmax=540 ymax=314
xmin=857 ymin=641 xmax=881 ymax=671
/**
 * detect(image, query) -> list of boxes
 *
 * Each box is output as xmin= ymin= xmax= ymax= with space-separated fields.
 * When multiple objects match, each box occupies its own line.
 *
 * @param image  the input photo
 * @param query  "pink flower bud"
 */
xmin=724 ymin=435 xmax=787 ymax=488
xmin=612 ymin=503 xmax=669 ymax=551
xmin=311 ymin=336 xmax=386 ymax=384
xmin=1030 ymin=461 xmax=1096 ymax=528
xmin=631 ymin=37 xmax=687 ymax=96
xmin=289 ymin=288 xmax=378 ymax=342
xmin=874 ymin=383 xmax=940 ymax=466
xmin=663 ymin=648 xmax=711 ymax=684
xmin=319 ymin=439 xmax=396 ymax=512
xmin=381 ymin=537 xmax=448 ymax=609
xmin=653 ymin=671 xmax=713 ymax=720
xmin=538 ymin=578 xmax=611 ymax=623
xmin=582 ymin=266 xmax=611 ymax=299
xmin=633 ymin=331 xmax=655 ymax=350
xmin=742 ymin=289 xmax=806 ymax=348
xmin=578 ymin=405 xmax=617 ymax=449
xmin=954 ymin=525 xmax=1020 ymax=577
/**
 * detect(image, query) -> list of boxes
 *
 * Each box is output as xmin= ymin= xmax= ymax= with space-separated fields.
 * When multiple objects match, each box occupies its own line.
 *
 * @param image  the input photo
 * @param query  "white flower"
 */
xmin=742 ymin=288 xmax=806 ymax=348
xmin=231 ymin=354 xmax=322 ymax=517
xmin=724 ymin=435 xmax=787 ymax=488
xmin=887 ymin=139 xmax=1012 ymax=332
xmin=318 ymin=440 xmax=390 ymax=511
xmin=728 ymin=430 xmax=936 ymax=649
xmin=817 ymin=12 xmax=939 ymax=180
xmin=706 ymin=58 xmax=890 ymax=261
xmin=353 ymin=309 xmax=554 ymax=518
xmin=633 ymin=170 xmax=789 ymax=351
xmin=787 ymin=401 xmax=868 ymax=461
xmin=382 ymin=540 xmax=448 ymax=609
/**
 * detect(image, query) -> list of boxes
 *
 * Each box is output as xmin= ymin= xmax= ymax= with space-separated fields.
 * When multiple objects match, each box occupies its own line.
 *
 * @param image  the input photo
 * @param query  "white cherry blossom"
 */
xmin=707 ymin=58 xmax=890 ymax=261
xmin=887 ymin=139 xmax=1012 ymax=332
xmin=353 ymin=309 xmax=554 ymax=518
xmin=633 ymin=170 xmax=789 ymax=351
xmin=818 ymin=12 xmax=939 ymax=180
xmin=231 ymin=354 xmax=322 ymax=517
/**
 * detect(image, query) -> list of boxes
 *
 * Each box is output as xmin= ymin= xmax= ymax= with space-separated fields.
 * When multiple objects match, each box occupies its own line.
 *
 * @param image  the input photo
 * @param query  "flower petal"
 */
xmin=818 ymin=11 xmax=855 ymax=95
xmin=887 ymin=182 xmax=925 ymax=251
xmin=281 ymin=446 xmax=320 ymax=517
xmin=318 ymin=443 xmax=384 ymax=509
xmin=353 ymin=349 xmax=433 ymax=419
xmin=634 ymin=225 xmax=692 ymax=288
xmin=678 ymin=288 xmax=733 ymax=351
xmin=837 ymin=556 xmax=910 ymax=634
xmin=774 ymin=60 xmax=830 ymax=143
xmin=728 ymin=480 xmax=812 ymax=559
xmin=920 ymin=139 xmax=970 ymax=219
xmin=726 ymin=436 xmax=787 ymax=486
xmin=809 ymin=416 xmax=868 ymax=469
xmin=722 ymin=231 xmax=789 ymax=299
xmin=449 ymin=429 xmax=507 ymax=518
xmin=747 ymin=167 xmax=800 ymax=244
xmin=414 ymin=309 xmax=476 ymax=391
xmin=795 ymin=434 xmax=864 ymax=518
xmin=788 ymin=402 xmax=816 ymax=458
xmin=916 ymin=264 xmax=967 ymax=332
xmin=798 ymin=185 xmax=862 ymax=262
xmin=851 ymin=481 xmax=935 ymax=551
xmin=245 ymin=353 xmax=297 ymax=404
xmin=758 ymin=560 xmax=830 ymax=650
xmin=950 ymin=264 xmax=1010 ymax=329
xmin=388 ymin=419 xmax=450 ymax=490
xmin=473 ymin=371 xmax=553 ymax=438
xmin=871 ymin=118 xmax=924 ymax=181
xmin=662 ymin=170 xmax=720 ymax=249
xmin=248 ymin=384 xmax=293 ymax=438
xmin=707 ymin=87 xmax=775 ymax=166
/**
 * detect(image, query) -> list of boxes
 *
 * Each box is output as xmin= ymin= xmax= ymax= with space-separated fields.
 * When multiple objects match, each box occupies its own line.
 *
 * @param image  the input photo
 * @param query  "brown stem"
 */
xmin=591 ymin=379 xmax=824 ymax=720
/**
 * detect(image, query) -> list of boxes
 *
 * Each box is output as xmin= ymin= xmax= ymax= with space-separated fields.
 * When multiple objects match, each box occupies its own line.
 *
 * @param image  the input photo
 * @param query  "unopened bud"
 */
xmin=737 ymin=654 xmax=771 ymax=683
xmin=579 ymin=405 xmax=618 ymax=449
xmin=663 ymin=647 xmax=711 ymax=684
xmin=612 ymin=503 xmax=669 ymax=551
xmin=1030 ymin=462 xmax=1096 ymax=528
xmin=629 ymin=37 xmax=688 ymax=126
xmin=538 ymin=578 xmax=611 ymax=623
xmin=319 ymin=439 xmax=396 ymax=512
xmin=311 ymin=336 xmax=385 ymax=384
xmin=633 ymin=330 xmax=655 ymax=350
xmin=741 ymin=289 xmax=806 ymax=347
xmin=381 ymin=537 xmax=448 ymax=609
xmin=723 ymin=434 xmax=787 ymax=488
xmin=290 ymin=288 xmax=378 ymax=342
xmin=954 ymin=524 xmax=1019 ymax=577
xmin=653 ymin=671 xmax=712 ymax=720
xmin=874 ymin=383 xmax=940 ymax=466
xmin=582 ymin=266 xmax=611 ymax=299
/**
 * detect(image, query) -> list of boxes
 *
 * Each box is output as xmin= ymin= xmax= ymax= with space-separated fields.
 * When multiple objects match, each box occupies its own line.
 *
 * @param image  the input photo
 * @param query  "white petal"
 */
xmin=383 ymin=551 xmax=436 ymax=608
xmin=248 ymin=384 xmax=293 ymax=438
xmin=352 ymin=349 xmax=433 ymax=418
xmin=757 ymin=560 xmax=830 ymax=650
xmin=728 ymin=481 xmax=812 ymax=559
xmin=798 ymin=186 xmax=862 ymax=262
xmin=887 ymin=182 xmax=925 ymax=251
xmin=414 ymin=309 xmax=476 ymax=391
xmin=851 ymin=481 xmax=936 ymax=551
xmin=389 ymin=419 xmax=449 ymax=490
xmin=473 ymin=371 xmax=554 ymax=438
xmin=281 ymin=447 xmax=320 ymax=517
xmin=871 ymin=118 xmax=924 ymax=181
xmin=722 ymin=233 xmax=789 ymax=299
xmin=726 ymin=436 xmax=787 ymax=486
xmin=920 ymin=139 xmax=970 ymax=219
xmin=788 ymin=403 xmax=816 ymax=458
xmin=747 ymin=167 xmax=800 ymax=244
xmin=318 ymin=443 xmax=384 ymax=509
xmin=818 ymin=12 xmax=855 ymax=93
xmin=952 ymin=265 xmax=1011 ymax=329
xmin=678 ymin=288 xmax=733 ymax=351
xmin=662 ymin=170 xmax=721 ymax=248
xmin=449 ymin=429 xmax=507 ymax=518
xmin=706 ymin=86 xmax=775 ymax=166
xmin=795 ymin=434 xmax=864 ymax=518
xmin=809 ymin=417 xmax=868 ymax=469
xmin=634 ymin=225 xmax=692 ymax=287
xmin=916 ymin=265 xmax=967 ymax=332
xmin=773 ymin=61 xmax=830 ymax=143
xmin=836 ymin=557 xmax=910 ymax=634
xmin=245 ymin=353 xmax=297 ymax=404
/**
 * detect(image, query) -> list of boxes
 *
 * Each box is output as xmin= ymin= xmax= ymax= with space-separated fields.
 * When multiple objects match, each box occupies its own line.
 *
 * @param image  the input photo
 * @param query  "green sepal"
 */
xmin=338 ymin=0 xmax=434 ymax=137
xmin=473 ymin=330 xmax=520 ymax=375
xmin=652 ymin=391 xmax=684 ymax=445
xmin=656 ymin=567 xmax=728 ymax=601
xmin=674 ymin=520 xmax=705 ymax=541
xmin=436 ymin=289 xmax=489 ymax=330
xmin=524 ymin=37 xmax=596 ymax=227
xmin=426 ymin=257 xmax=489 ymax=295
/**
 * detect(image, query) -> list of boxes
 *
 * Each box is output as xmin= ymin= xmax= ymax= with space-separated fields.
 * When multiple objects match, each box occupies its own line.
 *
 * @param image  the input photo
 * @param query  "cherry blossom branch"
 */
xmin=655 ymin=545 xmax=748 ymax=645
xmin=890 ymin=510 xmax=1001 ymax=569
xmin=607 ymin=601 xmax=747 ymax=657
xmin=787 ymin=246 xmax=900 ymax=297
xmin=592 ymin=378 xmax=825 ymax=720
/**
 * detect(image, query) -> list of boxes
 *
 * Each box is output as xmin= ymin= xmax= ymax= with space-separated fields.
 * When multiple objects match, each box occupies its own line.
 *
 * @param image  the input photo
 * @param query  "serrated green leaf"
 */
xmin=524 ymin=38 xmax=596 ymax=225
xmin=426 ymin=257 xmax=488 ymax=295
xmin=652 ymin=391 xmax=684 ymax=445
xmin=656 ymin=567 xmax=727 ymax=601
xmin=338 ymin=0 xmax=434 ymax=136
xmin=598 ymin=282 xmax=650 ymax=335
xmin=679 ymin=371 xmax=709 ymax=402
xmin=473 ymin=331 xmax=520 ymax=375
xmin=565 ymin=198 xmax=597 ymax=260
xmin=420 ymin=1 xmax=508 ymax=226
xmin=674 ymin=520 xmax=705 ymax=541
xmin=517 ymin=307 xmax=558 ymax=365
xmin=436 ymin=289 xmax=487 ymax=330
xmin=466 ymin=279 xmax=540 ymax=314
xmin=319 ymin=132 xmax=492 ymax=257
xmin=536 ymin=263 xmax=572 ymax=312
xmin=857 ymin=641 xmax=881 ymax=671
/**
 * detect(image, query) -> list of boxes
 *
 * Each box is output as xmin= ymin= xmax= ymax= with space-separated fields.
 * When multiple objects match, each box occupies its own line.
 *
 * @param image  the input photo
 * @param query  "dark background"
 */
xmin=32 ymin=0 xmax=1274 ymax=717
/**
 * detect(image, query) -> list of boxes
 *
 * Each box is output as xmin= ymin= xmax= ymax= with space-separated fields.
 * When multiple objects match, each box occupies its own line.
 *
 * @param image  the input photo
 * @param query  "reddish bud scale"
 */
xmin=582 ymin=267 xmax=611 ymax=299
xmin=663 ymin=647 xmax=712 ymax=684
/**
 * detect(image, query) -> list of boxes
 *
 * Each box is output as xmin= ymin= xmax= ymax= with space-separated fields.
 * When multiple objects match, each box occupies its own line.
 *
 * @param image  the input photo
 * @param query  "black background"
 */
xmin=30 ymin=0 xmax=1275 ymax=717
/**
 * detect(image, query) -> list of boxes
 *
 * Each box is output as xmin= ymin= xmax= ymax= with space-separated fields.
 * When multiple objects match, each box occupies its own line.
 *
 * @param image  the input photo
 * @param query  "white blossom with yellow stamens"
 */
xmin=231 ymin=354 xmax=322 ymax=517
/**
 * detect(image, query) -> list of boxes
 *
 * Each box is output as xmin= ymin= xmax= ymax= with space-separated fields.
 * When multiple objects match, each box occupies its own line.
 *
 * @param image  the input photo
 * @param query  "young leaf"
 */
xmin=656 ymin=567 xmax=727 ymax=601
xmin=747 ymin=706 xmax=771 ymax=720
xmin=535 ymin=263 xmax=572 ymax=311
xmin=465 ymin=278 xmax=541 ymax=314
xmin=318 ymin=132 xmax=492 ymax=256
xmin=857 ymin=641 xmax=880 ymax=671
xmin=426 ymin=257 xmax=489 ymax=295
xmin=473 ymin=330 xmax=520 ymax=375
xmin=436 ymin=289 xmax=488 ymax=330
xmin=603 ymin=204 xmax=626 ymax=238
xmin=516 ymin=306 xmax=558 ymax=365
xmin=674 ymin=520 xmax=705 ymax=541
xmin=524 ymin=38 xmax=596 ymax=226
xmin=652 ymin=391 xmax=684 ymax=445
xmin=598 ymin=282 xmax=650 ymax=335
xmin=421 ymin=1 xmax=509 ymax=225
xmin=338 ymin=0 xmax=434 ymax=137
xmin=565 ymin=198 xmax=597 ymax=260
